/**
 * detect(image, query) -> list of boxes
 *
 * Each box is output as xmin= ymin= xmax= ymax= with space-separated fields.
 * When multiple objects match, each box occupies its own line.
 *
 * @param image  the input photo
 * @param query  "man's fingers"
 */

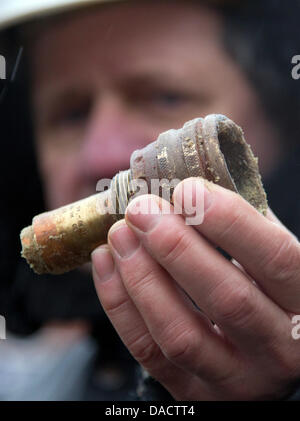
xmin=91 ymin=240 xmax=200 ymax=399
xmin=92 ymin=243 xmax=162 ymax=373
xmin=124 ymin=195 xmax=290 ymax=359
xmin=105 ymin=219 xmax=241 ymax=387
xmin=91 ymin=243 xmax=171 ymax=380
xmin=173 ymin=178 xmax=300 ymax=313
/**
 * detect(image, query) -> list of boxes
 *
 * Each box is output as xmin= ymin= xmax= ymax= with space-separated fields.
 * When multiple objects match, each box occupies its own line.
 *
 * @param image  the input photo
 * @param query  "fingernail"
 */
xmin=92 ymin=245 xmax=115 ymax=283
xmin=108 ymin=220 xmax=140 ymax=258
xmin=126 ymin=195 xmax=162 ymax=232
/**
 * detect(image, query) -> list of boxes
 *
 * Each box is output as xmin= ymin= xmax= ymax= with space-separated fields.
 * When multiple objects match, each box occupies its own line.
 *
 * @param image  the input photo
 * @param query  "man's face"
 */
xmin=31 ymin=1 xmax=279 ymax=209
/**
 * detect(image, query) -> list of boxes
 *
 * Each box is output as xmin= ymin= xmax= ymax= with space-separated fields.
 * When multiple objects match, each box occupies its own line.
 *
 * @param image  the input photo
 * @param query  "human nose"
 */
xmin=79 ymin=95 xmax=144 ymax=182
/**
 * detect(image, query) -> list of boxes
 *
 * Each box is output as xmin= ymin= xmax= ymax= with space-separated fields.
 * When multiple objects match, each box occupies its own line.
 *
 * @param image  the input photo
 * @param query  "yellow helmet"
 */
xmin=0 ymin=0 xmax=123 ymax=30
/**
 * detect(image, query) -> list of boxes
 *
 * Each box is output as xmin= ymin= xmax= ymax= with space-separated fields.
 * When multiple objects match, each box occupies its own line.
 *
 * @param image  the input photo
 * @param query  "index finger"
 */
xmin=173 ymin=178 xmax=300 ymax=313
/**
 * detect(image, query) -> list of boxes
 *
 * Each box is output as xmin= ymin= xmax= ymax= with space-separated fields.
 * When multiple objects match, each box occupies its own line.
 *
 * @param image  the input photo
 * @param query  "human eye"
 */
xmin=39 ymin=92 xmax=92 ymax=132
xmin=128 ymin=86 xmax=192 ymax=118
xmin=53 ymin=99 xmax=91 ymax=128
xmin=149 ymin=90 xmax=189 ymax=108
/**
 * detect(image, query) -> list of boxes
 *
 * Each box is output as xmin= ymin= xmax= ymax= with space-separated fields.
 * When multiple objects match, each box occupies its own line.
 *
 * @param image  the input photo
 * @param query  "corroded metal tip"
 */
xmin=20 ymin=225 xmax=48 ymax=274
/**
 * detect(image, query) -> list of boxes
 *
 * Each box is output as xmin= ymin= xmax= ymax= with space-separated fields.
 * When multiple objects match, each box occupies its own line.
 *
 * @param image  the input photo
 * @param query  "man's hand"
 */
xmin=91 ymin=177 xmax=300 ymax=400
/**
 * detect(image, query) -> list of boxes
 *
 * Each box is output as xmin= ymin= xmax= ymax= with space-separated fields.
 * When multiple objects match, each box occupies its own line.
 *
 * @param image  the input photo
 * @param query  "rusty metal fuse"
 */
xmin=20 ymin=114 xmax=267 ymax=274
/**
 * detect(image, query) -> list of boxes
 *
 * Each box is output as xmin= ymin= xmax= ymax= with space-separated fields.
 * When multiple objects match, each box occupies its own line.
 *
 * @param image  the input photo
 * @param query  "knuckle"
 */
xmin=128 ymin=331 xmax=161 ymax=367
xmin=157 ymin=226 xmax=193 ymax=267
xmin=217 ymin=206 xmax=245 ymax=243
xmin=210 ymin=280 xmax=256 ymax=328
xmin=123 ymin=263 xmax=158 ymax=299
xmin=104 ymin=294 xmax=131 ymax=319
xmin=160 ymin=320 xmax=199 ymax=366
xmin=260 ymin=234 xmax=300 ymax=286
